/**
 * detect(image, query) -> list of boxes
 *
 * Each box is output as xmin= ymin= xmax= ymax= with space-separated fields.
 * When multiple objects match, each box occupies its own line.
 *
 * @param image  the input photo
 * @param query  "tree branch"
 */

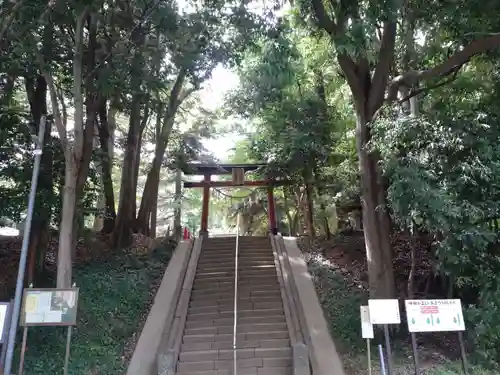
xmin=310 ymin=0 xmax=337 ymax=36
xmin=0 ymin=0 xmax=25 ymax=42
xmin=337 ymin=54 xmax=365 ymax=111
xmin=398 ymin=66 xmax=461 ymax=103
xmin=388 ymin=33 xmax=500 ymax=102
xmin=43 ymin=69 xmax=68 ymax=149
xmin=368 ymin=20 xmax=397 ymax=117
xmin=73 ymin=8 xmax=88 ymax=159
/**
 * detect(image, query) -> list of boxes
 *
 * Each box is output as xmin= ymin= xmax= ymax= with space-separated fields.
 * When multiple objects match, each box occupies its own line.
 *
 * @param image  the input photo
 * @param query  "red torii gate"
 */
xmin=182 ymin=163 xmax=283 ymax=236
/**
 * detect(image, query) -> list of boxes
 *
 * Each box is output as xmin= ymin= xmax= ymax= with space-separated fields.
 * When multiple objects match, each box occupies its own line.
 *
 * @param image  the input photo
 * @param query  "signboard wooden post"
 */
xmin=360 ymin=306 xmax=374 ymax=375
xmin=19 ymin=286 xmax=79 ymax=375
xmin=404 ymin=299 xmax=468 ymax=375
xmin=368 ymin=299 xmax=400 ymax=375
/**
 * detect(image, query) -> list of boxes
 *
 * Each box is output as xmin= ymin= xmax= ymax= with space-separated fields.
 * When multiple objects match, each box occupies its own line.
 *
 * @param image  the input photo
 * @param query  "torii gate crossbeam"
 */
xmin=181 ymin=163 xmax=287 ymax=236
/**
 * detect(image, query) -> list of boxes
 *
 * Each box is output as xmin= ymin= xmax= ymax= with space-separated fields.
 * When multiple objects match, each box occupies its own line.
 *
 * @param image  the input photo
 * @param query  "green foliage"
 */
xmin=0 ymin=112 xmax=100 ymax=226
xmin=373 ymin=63 xmax=500 ymax=363
xmin=17 ymin=244 xmax=173 ymax=374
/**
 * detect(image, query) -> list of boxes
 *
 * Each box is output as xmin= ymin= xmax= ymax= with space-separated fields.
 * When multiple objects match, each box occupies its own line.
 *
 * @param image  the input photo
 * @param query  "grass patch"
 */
xmin=308 ymin=256 xmax=367 ymax=353
xmin=14 ymin=245 xmax=173 ymax=375
xmin=306 ymin=254 xmax=495 ymax=375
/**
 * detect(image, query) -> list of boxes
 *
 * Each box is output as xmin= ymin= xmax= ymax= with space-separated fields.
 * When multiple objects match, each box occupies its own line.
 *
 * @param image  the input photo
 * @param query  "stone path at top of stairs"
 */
xmin=175 ymin=236 xmax=293 ymax=375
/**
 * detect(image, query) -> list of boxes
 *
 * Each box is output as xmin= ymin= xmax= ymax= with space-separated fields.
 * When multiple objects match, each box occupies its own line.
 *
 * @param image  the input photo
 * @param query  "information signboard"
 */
xmin=20 ymin=288 xmax=79 ymax=327
xmin=360 ymin=306 xmax=374 ymax=339
xmin=0 ymin=302 xmax=9 ymax=343
xmin=405 ymin=299 xmax=465 ymax=332
xmin=368 ymin=299 xmax=401 ymax=325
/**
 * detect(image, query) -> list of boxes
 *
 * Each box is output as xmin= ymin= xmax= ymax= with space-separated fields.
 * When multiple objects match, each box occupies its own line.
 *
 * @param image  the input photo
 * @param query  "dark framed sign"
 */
xmin=0 ymin=301 xmax=10 ymax=343
xmin=20 ymin=288 xmax=79 ymax=327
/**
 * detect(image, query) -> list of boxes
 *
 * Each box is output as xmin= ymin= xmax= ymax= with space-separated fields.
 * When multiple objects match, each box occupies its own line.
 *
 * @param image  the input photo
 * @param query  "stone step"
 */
xmin=190 ymin=289 xmax=281 ymax=301
xmin=192 ymin=278 xmax=278 ymax=290
xmin=201 ymin=246 xmax=272 ymax=251
xmin=189 ymin=296 xmax=280 ymax=308
xmin=197 ymin=263 xmax=275 ymax=270
xmin=201 ymin=250 xmax=272 ymax=254
xmin=196 ymin=266 xmax=276 ymax=273
xmin=199 ymin=251 xmax=273 ymax=257
xmin=198 ymin=260 xmax=275 ymax=267
xmin=176 ymin=358 xmax=292 ymax=373
xmin=202 ymin=246 xmax=270 ymax=251
xmin=197 ymin=265 xmax=276 ymax=273
xmin=193 ymin=274 xmax=277 ymax=284
xmin=191 ymin=286 xmax=280 ymax=297
xmin=197 ymin=258 xmax=275 ymax=266
xmin=185 ymin=314 xmax=286 ymax=329
xmin=195 ymin=270 xmax=277 ymax=280
xmin=205 ymin=241 xmax=270 ymax=245
xmin=185 ymin=322 xmax=288 ymax=336
xmin=188 ymin=301 xmax=284 ymax=315
xmin=179 ymin=347 xmax=292 ymax=363
xmin=181 ymin=338 xmax=291 ymax=352
xmin=176 ymin=367 xmax=292 ymax=375
xmin=182 ymin=330 xmax=290 ymax=344
xmin=194 ymin=275 xmax=278 ymax=284
xmin=200 ymin=251 xmax=272 ymax=256
xmin=191 ymin=284 xmax=281 ymax=296
xmin=187 ymin=308 xmax=284 ymax=321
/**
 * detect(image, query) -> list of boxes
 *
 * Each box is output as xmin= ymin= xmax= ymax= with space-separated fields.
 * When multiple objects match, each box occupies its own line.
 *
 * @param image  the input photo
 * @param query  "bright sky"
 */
xmin=198 ymin=65 xmax=243 ymax=161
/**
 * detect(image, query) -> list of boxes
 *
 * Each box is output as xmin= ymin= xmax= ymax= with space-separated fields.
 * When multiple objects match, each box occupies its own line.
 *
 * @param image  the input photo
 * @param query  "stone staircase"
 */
xmin=176 ymin=236 xmax=292 ymax=375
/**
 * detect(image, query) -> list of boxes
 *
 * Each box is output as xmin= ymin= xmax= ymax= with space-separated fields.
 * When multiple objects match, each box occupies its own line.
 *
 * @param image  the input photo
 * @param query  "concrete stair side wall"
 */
xmin=126 ymin=238 xmax=202 ymax=375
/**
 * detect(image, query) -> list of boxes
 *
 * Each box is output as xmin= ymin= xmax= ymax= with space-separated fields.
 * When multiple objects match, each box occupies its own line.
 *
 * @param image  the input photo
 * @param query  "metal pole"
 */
xmin=458 ymin=332 xmax=469 ymax=375
xmin=4 ymin=117 xmax=46 ymax=375
xmin=410 ymin=332 xmax=420 ymax=375
xmin=367 ymin=339 xmax=372 ymax=375
xmin=378 ymin=344 xmax=387 ymax=375
xmin=383 ymin=324 xmax=394 ymax=375
xmin=232 ymin=213 xmax=240 ymax=375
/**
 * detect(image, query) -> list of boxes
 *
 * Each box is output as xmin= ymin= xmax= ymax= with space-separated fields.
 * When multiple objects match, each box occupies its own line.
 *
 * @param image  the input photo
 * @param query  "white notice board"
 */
xmin=21 ymin=288 xmax=79 ymax=327
xmin=405 ymin=299 xmax=465 ymax=332
xmin=368 ymin=299 xmax=401 ymax=324
xmin=360 ymin=306 xmax=374 ymax=338
xmin=0 ymin=302 xmax=8 ymax=343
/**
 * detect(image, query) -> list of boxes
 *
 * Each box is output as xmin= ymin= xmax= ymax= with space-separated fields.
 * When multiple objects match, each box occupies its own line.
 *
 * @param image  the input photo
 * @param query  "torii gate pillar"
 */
xmin=200 ymin=173 xmax=210 ymax=236
xmin=267 ymin=184 xmax=278 ymax=235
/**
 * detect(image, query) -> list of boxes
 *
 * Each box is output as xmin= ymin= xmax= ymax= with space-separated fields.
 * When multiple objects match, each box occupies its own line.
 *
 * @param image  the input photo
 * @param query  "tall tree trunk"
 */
xmin=25 ymin=74 xmax=53 ymax=284
xmin=303 ymin=171 xmax=315 ymax=237
xmin=112 ymin=27 xmax=146 ymax=248
xmin=25 ymin=22 xmax=54 ymax=284
xmin=295 ymin=188 xmax=307 ymax=235
xmin=96 ymin=99 xmax=116 ymax=233
xmin=355 ymin=109 xmax=395 ymax=299
xmin=149 ymin=104 xmax=163 ymax=237
xmin=174 ymin=168 xmax=182 ymax=240
xmin=71 ymin=12 xmax=99 ymax=256
xmin=283 ymin=188 xmax=294 ymax=235
xmin=56 ymin=10 xmax=98 ymax=286
xmin=131 ymin=104 xmax=149 ymax=226
xmin=113 ymin=96 xmax=142 ymax=247
xmin=135 ymin=69 xmax=188 ymax=233
xmin=93 ymin=130 xmax=105 ymax=232
xmin=57 ymin=160 xmax=78 ymax=287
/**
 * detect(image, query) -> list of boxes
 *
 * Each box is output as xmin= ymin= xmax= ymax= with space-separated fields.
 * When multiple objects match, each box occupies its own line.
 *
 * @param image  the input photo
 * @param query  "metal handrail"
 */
xmin=233 ymin=213 xmax=240 ymax=375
